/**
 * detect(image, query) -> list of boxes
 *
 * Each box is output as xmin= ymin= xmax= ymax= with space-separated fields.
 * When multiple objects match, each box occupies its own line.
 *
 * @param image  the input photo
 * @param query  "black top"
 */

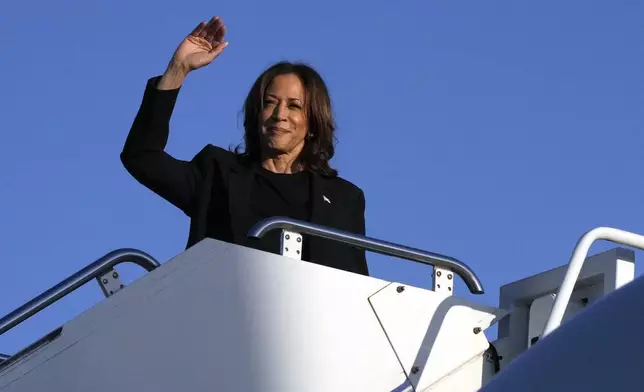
xmin=242 ymin=166 xmax=312 ymax=259
xmin=121 ymin=76 xmax=369 ymax=276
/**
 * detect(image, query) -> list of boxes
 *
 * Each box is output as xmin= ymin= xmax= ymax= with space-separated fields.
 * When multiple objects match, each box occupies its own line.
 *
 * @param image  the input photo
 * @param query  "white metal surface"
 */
xmin=495 ymin=247 xmax=634 ymax=364
xmin=432 ymin=267 xmax=454 ymax=295
xmin=481 ymin=272 xmax=644 ymax=392
xmin=543 ymin=227 xmax=644 ymax=336
xmin=2 ymin=238 xmax=469 ymax=392
xmin=280 ymin=229 xmax=303 ymax=259
xmin=422 ymin=355 xmax=492 ymax=392
xmin=527 ymin=293 xmax=585 ymax=347
xmin=369 ymin=283 xmax=506 ymax=391
xmin=527 ymin=293 xmax=555 ymax=347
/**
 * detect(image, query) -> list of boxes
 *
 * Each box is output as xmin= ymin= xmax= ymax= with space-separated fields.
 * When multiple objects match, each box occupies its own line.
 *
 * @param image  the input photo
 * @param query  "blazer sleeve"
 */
xmin=121 ymin=76 xmax=206 ymax=217
xmin=355 ymin=189 xmax=366 ymax=236
xmin=354 ymin=188 xmax=369 ymax=273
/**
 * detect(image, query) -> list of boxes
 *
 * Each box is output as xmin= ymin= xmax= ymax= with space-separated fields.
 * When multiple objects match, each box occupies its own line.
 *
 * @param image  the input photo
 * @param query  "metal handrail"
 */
xmin=0 ymin=248 xmax=160 ymax=336
xmin=248 ymin=217 xmax=484 ymax=294
xmin=542 ymin=227 xmax=644 ymax=337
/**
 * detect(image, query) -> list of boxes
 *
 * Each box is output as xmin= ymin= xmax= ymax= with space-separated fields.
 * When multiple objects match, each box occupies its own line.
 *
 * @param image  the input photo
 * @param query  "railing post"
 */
xmin=543 ymin=227 xmax=644 ymax=337
xmin=0 ymin=248 xmax=160 ymax=337
xmin=248 ymin=216 xmax=484 ymax=294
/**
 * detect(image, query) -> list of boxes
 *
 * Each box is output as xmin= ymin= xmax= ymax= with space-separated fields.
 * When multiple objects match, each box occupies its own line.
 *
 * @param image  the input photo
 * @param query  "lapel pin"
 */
xmin=323 ymin=195 xmax=331 ymax=204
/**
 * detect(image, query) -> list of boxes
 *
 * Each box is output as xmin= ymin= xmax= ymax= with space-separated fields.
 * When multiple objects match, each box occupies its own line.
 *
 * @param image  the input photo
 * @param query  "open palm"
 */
xmin=172 ymin=17 xmax=228 ymax=72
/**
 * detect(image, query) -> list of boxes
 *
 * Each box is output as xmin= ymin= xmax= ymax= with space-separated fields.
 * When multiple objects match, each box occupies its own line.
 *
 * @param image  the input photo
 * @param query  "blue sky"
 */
xmin=1 ymin=1 xmax=642 ymax=354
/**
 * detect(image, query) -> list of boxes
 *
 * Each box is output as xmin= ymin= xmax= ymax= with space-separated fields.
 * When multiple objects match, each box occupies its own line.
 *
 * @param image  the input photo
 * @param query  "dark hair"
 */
xmin=235 ymin=61 xmax=338 ymax=177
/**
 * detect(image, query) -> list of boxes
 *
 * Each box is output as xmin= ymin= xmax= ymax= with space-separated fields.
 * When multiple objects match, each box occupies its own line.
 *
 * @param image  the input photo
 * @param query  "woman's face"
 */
xmin=260 ymin=73 xmax=309 ymax=157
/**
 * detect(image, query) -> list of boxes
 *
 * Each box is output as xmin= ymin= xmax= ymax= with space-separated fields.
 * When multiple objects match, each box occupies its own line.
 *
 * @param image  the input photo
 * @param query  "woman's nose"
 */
xmin=272 ymin=103 xmax=288 ymax=120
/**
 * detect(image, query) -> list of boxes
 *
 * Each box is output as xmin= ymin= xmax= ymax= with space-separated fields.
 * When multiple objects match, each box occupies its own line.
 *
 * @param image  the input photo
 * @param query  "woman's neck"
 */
xmin=260 ymin=144 xmax=306 ymax=174
xmin=261 ymin=154 xmax=304 ymax=174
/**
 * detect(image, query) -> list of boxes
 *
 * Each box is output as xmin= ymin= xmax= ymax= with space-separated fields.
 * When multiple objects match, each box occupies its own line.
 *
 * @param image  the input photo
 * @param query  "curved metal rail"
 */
xmin=542 ymin=227 xmax=644 ymax=337
xmin=0 ymin=248 xmax=160 ymax=336
xmin=248 ymin=217 xmax=484 ymax=294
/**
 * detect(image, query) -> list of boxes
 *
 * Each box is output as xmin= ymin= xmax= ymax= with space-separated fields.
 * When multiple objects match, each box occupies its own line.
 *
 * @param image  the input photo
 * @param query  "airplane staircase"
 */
xmin=0 ymin=218 xmax=641 ymax=391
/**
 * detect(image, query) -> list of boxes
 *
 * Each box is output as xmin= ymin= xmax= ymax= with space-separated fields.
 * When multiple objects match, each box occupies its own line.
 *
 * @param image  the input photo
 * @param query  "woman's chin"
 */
xmin=261 ymin=136 xmax=305 ymax=157
xmin=264 ymin=139 xmax=291 ymax=153
xmin=262 ymin=143 xmax=287 ymax=155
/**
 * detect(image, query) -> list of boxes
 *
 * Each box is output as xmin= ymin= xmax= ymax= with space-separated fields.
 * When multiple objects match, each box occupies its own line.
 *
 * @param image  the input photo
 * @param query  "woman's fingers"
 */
xmin=214 ymin=24 xmax=226 ymax=44
xmin=189 ymin=21 xmax=207 ymax=37
xmin=199 ymin=16 xmax=217 ymax=38
xmin=202 ymin=17 xmax=220 ymax=41
xmin=207 ymin=41 xmax=228 ymax=61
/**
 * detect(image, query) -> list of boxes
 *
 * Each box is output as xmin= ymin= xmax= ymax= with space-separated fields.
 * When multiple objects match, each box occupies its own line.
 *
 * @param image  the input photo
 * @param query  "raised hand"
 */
xmin=172 ymin=17 xmax=228 ymax=72
xmin=159 ymin=17 xmax=228 ymax=89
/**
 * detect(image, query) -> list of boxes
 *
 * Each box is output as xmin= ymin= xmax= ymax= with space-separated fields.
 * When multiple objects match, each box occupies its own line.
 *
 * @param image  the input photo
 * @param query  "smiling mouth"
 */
xmin=266 ymin=127 xmax=289 ymax=134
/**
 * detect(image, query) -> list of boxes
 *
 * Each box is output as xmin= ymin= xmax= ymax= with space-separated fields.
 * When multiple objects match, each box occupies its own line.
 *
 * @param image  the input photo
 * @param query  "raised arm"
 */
xmin=121 ymin=17 xmax=228 ymax=216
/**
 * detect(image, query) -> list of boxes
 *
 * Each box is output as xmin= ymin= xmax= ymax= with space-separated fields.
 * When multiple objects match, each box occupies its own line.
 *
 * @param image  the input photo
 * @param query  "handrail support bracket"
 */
xmin=433 ymin=266 xmax=454 ymax=296
xmin=96 ymin=268 xmax=125 ymax=298
xmin=281 ymin=230 xmax=303 ymax=260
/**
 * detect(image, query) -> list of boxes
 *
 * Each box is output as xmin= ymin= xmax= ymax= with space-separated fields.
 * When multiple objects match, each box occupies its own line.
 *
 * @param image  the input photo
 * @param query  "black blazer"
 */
xmin=121 ymin=76 xmax=369 ymax=276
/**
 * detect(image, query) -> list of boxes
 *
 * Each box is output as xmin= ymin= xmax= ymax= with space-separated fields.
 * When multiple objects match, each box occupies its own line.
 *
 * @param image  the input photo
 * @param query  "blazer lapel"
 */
xmin=308 ymin=174 xmax=335 ymax=261
xmin=310 ymin=174 xmax=333 ymax=227
xmin=228 ymin=165 xmax=254 ymax=244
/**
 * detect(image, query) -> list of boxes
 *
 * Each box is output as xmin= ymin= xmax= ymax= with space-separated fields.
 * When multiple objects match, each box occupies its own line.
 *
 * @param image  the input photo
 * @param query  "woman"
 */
xmin=121 ymin=16 xmax=368 ymax=276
